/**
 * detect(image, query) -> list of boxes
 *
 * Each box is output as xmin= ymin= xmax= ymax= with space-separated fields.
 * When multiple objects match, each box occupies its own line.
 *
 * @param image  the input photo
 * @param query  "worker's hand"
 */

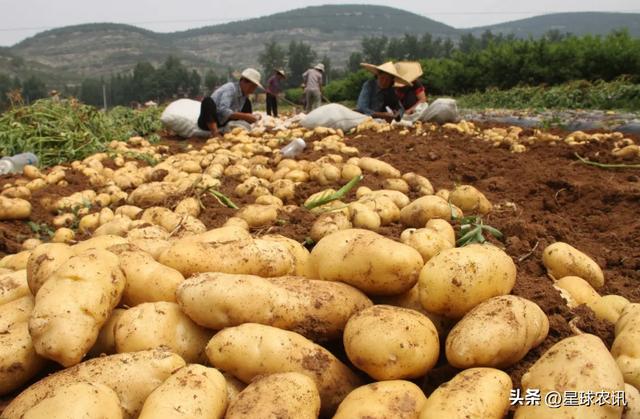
xmin=405 ymin=108 xmax=415 ymax=115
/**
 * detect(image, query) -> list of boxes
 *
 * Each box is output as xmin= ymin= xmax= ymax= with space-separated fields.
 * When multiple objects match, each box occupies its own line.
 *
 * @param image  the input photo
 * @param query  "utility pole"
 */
xmin=102 ymin=83 xmax=107 ymax=111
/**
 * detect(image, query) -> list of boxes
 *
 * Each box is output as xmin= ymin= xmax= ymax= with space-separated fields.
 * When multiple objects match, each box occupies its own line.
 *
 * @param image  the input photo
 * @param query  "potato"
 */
xmin=223 ymin=373 xmax=246 ymax=405
xmin=403 ymin=172 xmax=434 ymax=196
xmin=78 ymin=212 xmax=100 ymax=233
xmin=138 ymin=365 xmax=227 ymax=419
xmin=261 ymin=234 xmax=313 ymax=277
xmin=350 ymin=202 xmax=382 ymax=231
xmin=358 ymin=195 xmax=400 ymax=225
xmin=0 ymin=296 xmax=45 ymax=396
xmin=356 ymin=187 xmax=411 ymax=209
xmin=225 ymin=372 xmax=320 ymax=419
xmin=71 ymin=235 xmax=128 ymax=253
xmin=553 ymin=275 xmax=600 ymax=308
xmin=419 ymin=244 xmax=516 ymax=318
xmin=625 ymin=384 xmax=640 ymax=419
xmin=588 ymin=294 xmax=631 ymax=323
xmin=0 ymin=195 xmax=31 ymax=220
xmin=89 ymin=308 xmax=126 ymax=356
xmin=420 ymin=368 xmax=512 ymax=419
xmin=383 ymin=178 xmax=410 ymax=194
xmin=0 ymin=269 xmax=29 ymax=306
xmin=51 ymin=227 xmax=75 ymax=243
xmin=29 ymin=249 xmax=126 ymax=367
xmin=425 ymin=219 xmax=456 ymax=246
xmin=94 ymin=216 xmax=133 ymax=237
xmin=445 ymin=295 xmax=548 ymax=368
xmin=206 ymin=323 xmax=361 ymax=416
xmin=127 ymin=181 xmax=190 ymax=207
xmin=310 ymin=211 xmax=352 ymax=242
xmin=26 ymin=243 xmax=74 ymax=295
xmin=449 ymin=184 xmax=492 ymax=214
xmin=342 ymin=163 xmax=362 ymax=181
xmin=21 ymin=382 xmax=123 ymax=419
xmin=399 ymin=195 xmax=459 ymax=227
xmin=0 ymin=250 xmax=32 ymax=270
xmin=310 ymin=229 xmax=423 ymax=296
xmin=357 ymin=157 xmax=401 ymax=178
xmin=515 ymin=334 xmax=624 ymax=418
xmin=344 ymin=305 xmax=439 ymax=380
xmin=542 ymin=242 xmax=604 ymax=288
xmin=140 ymin=207 xmax=182 ymax=232
xmin=177 ymin=272 xmax=371 ymax=341
xmin=612 ymin=304 xmax=640 ymax=389
xmin=334 ymin=380 xmax=427 ymax=419
xmin=401 ymin=227 xmax=453 ymax=262
xmin=255 ymin=194 xmax=283 ymax=207
xmin=2 ymin=349 xmax=186 ymax=419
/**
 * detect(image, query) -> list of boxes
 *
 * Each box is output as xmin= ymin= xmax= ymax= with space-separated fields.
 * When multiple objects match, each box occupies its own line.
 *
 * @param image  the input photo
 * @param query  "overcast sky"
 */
xmin=1 ymin=0 xmax=638 ymax=46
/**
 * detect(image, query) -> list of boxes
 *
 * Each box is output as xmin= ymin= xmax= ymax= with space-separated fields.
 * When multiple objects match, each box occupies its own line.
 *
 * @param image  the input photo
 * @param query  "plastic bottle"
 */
xmin=0 ymin=152 xmax=39 ymax=175
xmin=280 ymin=138 xmax=306 ymax=158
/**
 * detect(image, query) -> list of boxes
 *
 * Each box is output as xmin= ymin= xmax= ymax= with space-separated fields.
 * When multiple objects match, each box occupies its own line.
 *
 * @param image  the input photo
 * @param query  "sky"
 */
xmin=0 ymin=0 xmax=638 ymax=46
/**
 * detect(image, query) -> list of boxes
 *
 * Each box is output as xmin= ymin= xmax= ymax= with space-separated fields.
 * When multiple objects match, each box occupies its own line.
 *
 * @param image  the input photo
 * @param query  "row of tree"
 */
xmin=0 ymin=74 xmax=48 ymax=108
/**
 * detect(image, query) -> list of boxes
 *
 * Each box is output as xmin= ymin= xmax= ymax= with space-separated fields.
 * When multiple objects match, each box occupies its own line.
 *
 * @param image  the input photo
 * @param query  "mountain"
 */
xmin=467 ymin=12 xmax=640 ymax=38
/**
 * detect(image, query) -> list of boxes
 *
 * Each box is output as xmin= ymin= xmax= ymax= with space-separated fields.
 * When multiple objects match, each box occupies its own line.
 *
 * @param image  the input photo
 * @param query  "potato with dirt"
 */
xmin=401 ymin=224 xmax=454 ymax=262
xmin=542 ymin=242 xmax=604 ymax=288
xmin=26 ymin=243 xmax=74 ymax=295
xmin=612 ymin=303 xmax=640 ymax=390
xmin=553 ymin=275 xmax=600 ymax=308
xmin=177 ymin=272 xmax=371 ymax=341
xmin=310 ymin=229 xmax=424 ymax=296
xmin=206 ymin=323 xmax=362 ymax=416
xmin=343 ymin=305 xmax=439 ymax=380
xmin=0 ymin=269 xmax=29 ymax=305
xmin=419 ymin=244 xmax=516 ymax=318
xmin=310 ymin=211 xmax=352 ymax=242
xmin=399 ymin=195 xmax=461 ymax=227
xmin=225 ymin=372 xmax=320 ymax=419
xmin=587 ymin=294 xmax=630 ymax=323
xmin=448 ymin=184 xmax=492 ymax=214
xmin=138 ymin=365 xmax=227 ymax=419
xmin=445 ymin=295 xmax=549 ymax=368
xmin=89 ymin=308 xmax=126 ymax=356
xmin=0 ymin=195 xmax=31 ymax=220
xmin=515 ymin=334 xmax=625 ymax=418
xmin=334 ymin=380 xmax=426 ymax=419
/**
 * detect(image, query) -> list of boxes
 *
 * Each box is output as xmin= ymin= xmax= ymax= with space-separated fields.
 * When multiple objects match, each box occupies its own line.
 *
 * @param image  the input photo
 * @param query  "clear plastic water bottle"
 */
xmin=280 ymin=138 xmax=306 ymax=158
xmin=0 ymin=152 xmax=39 ymax=175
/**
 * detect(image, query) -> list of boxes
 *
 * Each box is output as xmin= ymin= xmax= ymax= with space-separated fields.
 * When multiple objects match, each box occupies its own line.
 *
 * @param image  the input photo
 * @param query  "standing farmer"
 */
xmin=302 ymin=63 xmax=324 ymax=113
xmin=265 ymin=69 xmax=286 ymax=117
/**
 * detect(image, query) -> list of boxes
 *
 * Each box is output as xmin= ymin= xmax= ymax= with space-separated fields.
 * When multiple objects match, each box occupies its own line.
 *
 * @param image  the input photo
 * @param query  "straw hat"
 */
xmin=275 ymin=69 xmax=286 ymax=78
xmin=360 ymin=61 xmax=411 ymax=85
xmin=314 ymin=63 xmax=325 ymax=72
xmin=394 ymin=61 xmax=423 ymax=87
xmin=240 ymin=68 xmax=264 ymax=89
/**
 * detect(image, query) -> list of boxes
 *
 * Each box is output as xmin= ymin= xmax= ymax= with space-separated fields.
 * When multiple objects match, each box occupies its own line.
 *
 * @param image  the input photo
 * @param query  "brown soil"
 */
xmin=1 ymin=123 xmax=639 ymax=415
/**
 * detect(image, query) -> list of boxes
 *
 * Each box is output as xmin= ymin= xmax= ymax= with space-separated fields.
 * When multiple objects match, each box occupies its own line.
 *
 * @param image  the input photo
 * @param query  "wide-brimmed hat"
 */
xmin=275 ymin=68 xmax=286 ymax=78
xmin=240 ymin=68 xmax=264 ymax=89
xmin=394 ymin=61 xmax=424 ymax=87
xmin=314 ymin=63 xmax=325 ymax=72
xmin=360 ymin=61 xmax=411 ymax=85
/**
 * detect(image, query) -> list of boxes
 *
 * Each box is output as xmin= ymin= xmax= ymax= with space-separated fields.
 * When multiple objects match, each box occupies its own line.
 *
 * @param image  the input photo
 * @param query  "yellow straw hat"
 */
xmin=393 ymin=61 xmax=424 ymax=87
xmin=360 ymin=61 xmax=411 ymax=85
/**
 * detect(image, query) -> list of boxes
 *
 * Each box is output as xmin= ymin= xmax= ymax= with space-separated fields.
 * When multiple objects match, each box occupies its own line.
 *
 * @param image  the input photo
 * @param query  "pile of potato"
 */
xmin=0 ymin=121 xmax=638 ymax=419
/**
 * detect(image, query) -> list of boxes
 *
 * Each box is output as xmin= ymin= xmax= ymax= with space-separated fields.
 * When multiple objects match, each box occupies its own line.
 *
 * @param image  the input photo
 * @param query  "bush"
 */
xmin=285 ymin=88 xmax=304 ymax=104
xmin=324 ymin=70 xmax=371 ymax=102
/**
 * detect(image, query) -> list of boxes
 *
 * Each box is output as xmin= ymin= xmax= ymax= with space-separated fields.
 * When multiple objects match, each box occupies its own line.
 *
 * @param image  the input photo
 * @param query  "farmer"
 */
xmin=302 ymin=63 xmax=324 ymax=113
xmin=356 ymin=61 xmax=410 ymax=122
xmin=394 ymin=61 xmax=427 ymax=115
xmin=265 ymin=69 xmax=286 ymax=117
xmin=197 ymin=68 xmax=263 ymax=136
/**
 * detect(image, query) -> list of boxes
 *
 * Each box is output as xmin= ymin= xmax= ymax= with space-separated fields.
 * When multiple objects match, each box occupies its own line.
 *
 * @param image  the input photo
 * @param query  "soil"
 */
xmin=1 ymin=122 xmax=639 ymax=416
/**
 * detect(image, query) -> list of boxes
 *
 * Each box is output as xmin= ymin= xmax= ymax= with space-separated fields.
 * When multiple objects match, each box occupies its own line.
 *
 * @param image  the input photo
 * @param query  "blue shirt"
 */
xmin=211 ymin=82 xmax=247 ymax=125
xmin=356 ymin=79 xmax=404 ymax=117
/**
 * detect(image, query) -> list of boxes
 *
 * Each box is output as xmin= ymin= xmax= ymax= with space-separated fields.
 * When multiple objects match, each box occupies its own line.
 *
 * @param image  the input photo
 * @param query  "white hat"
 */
xmin=314 ymin=63 xmax=325 ymax=72
xmin=360 ymin=61 xmax=411 ymax=85
xmin=240 ymin=68 xmax=264 ymax=89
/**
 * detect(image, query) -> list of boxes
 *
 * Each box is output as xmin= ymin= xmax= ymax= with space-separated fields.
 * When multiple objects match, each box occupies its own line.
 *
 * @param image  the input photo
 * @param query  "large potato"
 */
xmin=448 ymin=184 xmax=492 ymax=215
xmin=400 ymin=226 xmax=454 ymax=262
xmin=445 ymin=295 xmax=548 ymax=368
xmin=625 ymin=384 xmax=640 ymax=419
xmin=553 ymin=275 xmax=600 ymax=308
xmin=542 ymin=242 xmax=604 ymax=289
xmin=2 ymin=349 xmax=185 ymax=419
xmin=344 ymin=305 xmax=439 ymax=380
xmin=225 ymin=372 xmax=320 ymax=419
xmin=261 ymin=234 xmax=312 ymax=277
xmin=177 ymin=272 xmax=371 ymax=341
xmin=310 ymin=229 xmax=423 ymax=295
xmin=21 ymin=382 xmax=123 ymax=419
xmin=26 ymin=243 xmax=74 ymax=295
xmin=29 ymin=249 xmax=126 ymax=366
xmin=115 ymin=302 xmax=212 ymax=364
xmin=334 ymin=380 xmax=427 ymax=419
xmin=419 ymin=244 xmax=516 ymax=318
xmin=612 ymin=303 xmax=640 ymax=389
xmin=0 ymin=269 xmax=29 ymax=306
xmin=588 ymin=294 xmax=630 ymax=323
xmin=399 ymin=195 xmax=460 ymax=227
xmin=206 ymin=323 xmax=361 ymax=416
xmin=138 ymin=365 xmax=227 ymax=419
xmin=420 ymin=368 xmax=512 ymax=419
xmin=515 ymin=334 xmax=625 ymax=418
xmin=89 ymin=308 xmax=126 ymax=356
xmin=0 ymin=296 xmax=45 ymax=396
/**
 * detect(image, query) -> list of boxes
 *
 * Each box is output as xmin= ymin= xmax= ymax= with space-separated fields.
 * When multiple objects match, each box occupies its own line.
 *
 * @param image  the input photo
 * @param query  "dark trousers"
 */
xmin=197 ymin=96 xmax=253 ymax=131
xmin=266 ymin=93 xmax=278 ymax=117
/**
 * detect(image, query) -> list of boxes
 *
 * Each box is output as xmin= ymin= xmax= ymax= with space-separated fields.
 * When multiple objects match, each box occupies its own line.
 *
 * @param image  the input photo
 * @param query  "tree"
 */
xmin=361 ymin=36 xmax=388 ymax=64
xmin=204 ymin=69 xmax=224 ymax=92
xmin=156 ymin=56 xmax=189 ymax=99
xmin=321 ymin=55 xmax=332 ymax=83
xmin=0 ymin=73 xmax=11 ymax=109
xmin=131 ymin=61 xmax=157 ymax=102
xmin=287 ymin=41 xmax=317 ymax=87
xmin=80 ymin=77 xmax=103 ymax=107
xmin=21 ymin=75 xmax=47 ymax=104
xmin=187 ymin=70 xmax=201 ymax=97
xmin=459 ymin=34 xmax=480 ymax=54
xmin=258 ymin=41 xmax=287 ymax=78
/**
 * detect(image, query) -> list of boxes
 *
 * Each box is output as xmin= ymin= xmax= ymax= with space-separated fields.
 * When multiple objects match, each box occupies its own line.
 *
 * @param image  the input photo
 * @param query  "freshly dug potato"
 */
xmin=310 ymin=211 xmax=352 ymax=242
xmin=225 ymin=372 xmax=320 ymax=419
xmin=138 ymin=365 xmax=227 ymax=419
xmin=261 ymin=234 xmax=313 ymax=278
xmin=71 ymin=235 xmax=128 ymax=253
xmin=0 ymin=195 xmax=31 ymax=220
xmin=399 ymin=195 xmax=460 ymax=227
xmin=51 ymin=227 xmax=75 ymax=243
xmin=0 ymin=269 xmax=29 ymax=306
xmin=350 ymin=202 xmax=382 ymax=231
xmin=223 ymin=373 xmax=246 ymax=405
xmin=89 ymin=308 xmax=126 ymax=356
xmin=206 ymin=323 xmax=362 ymax=415
xmin=236 ymin=204 xmax=279 ymax=227
xmin=400 ymin=226 xmax=453 ymax=262
xmin=0 ymin=296 xmax=45 ymax=396
xmin=0 ymin=250 xmax=32 ymax=270
xmin=515 ymin=334 xmax=625 ymax=418
xmin=448 ymin=184 xmax=492 ymax=214
xmin=625 ymin=384 xmax=640 ymax=419
xmin=115 ymin=302 xmax=212 ymax=364
xmin=344 ymin=305 xmax=439 ymax=380
xmin=553 ymin=275 xmax=600 ymax=308
xmin=356 ymin=187 xmax=411 ymax=209
xmin=310 ymin=229 xmax=423 ymax=296
xmin=402 ymin=172 xmax=434 ymax=196
xmin=334 ymin=380 xmax=427 ymax=419
xmin=542 ymin=242 xmax=604 ymax=288
xmin=588 ymin=294 xmax=631 ymax=324
xmin=357 ymin=157 xmax=401 ymax=178
xmin=420 ymin=368 xmax=512 ymax=419
xmin=383 ymin=178 xmax=410 ymax=194
xmin=29 ymin=249 xmax=126 ymax=367
xmin=177 ymin=272 xmax=371 ymax=341
xmin=127 ymin=181 xmax=190 ymax=207
xmin=20 ymin=382 xmax=123 ymax=419
xmin=612 ymin=304 xmax=640 ymax=389
xmin=445 ymin=295 xmax=548 ymax=368
xmin=2 ymin=349 xmax=185 ymax=419
xmin=425 ymin=219 xmax=455 ymax=246
xmin=26 ymin=243 xmax=74 ymax=295
xmin=94 ymin=216 xmax=133 ymax=237
xmin=174 ymin=197 xmax=201 ymax=217
xmin=419 ymin=244 xmax=516 ymax=318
